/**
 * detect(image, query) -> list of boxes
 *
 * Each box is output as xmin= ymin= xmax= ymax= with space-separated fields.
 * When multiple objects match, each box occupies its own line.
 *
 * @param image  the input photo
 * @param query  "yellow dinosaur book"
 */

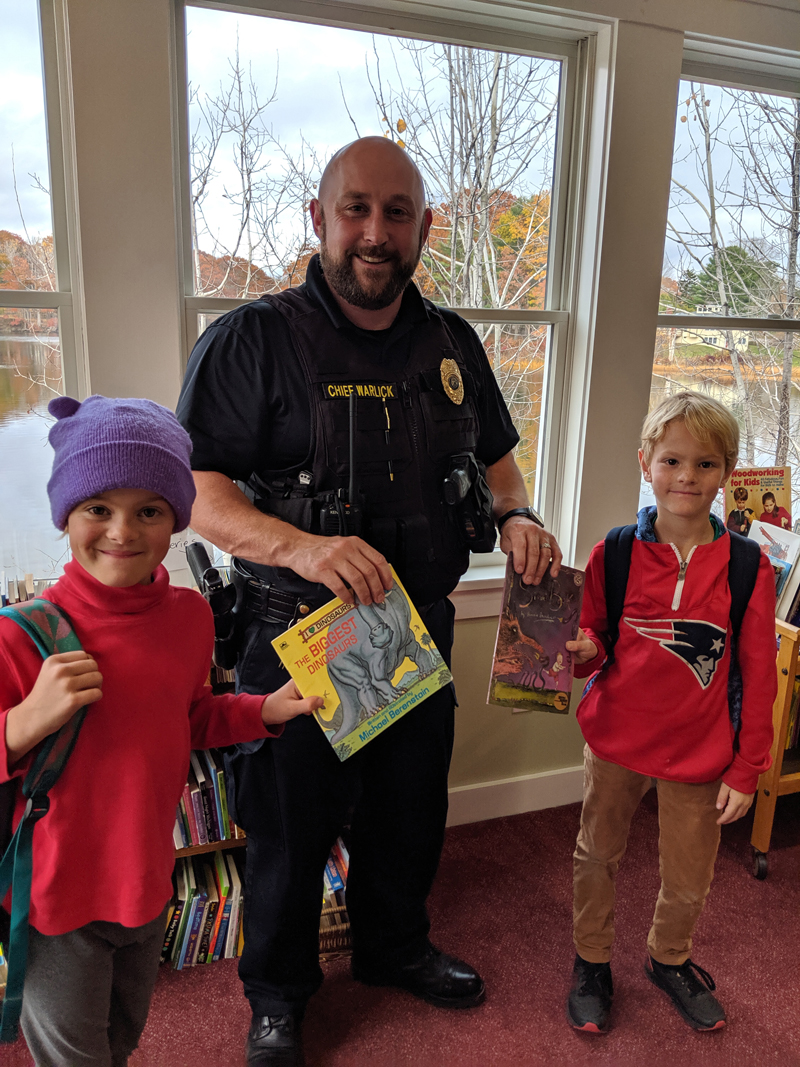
xmin=271 ymin=568 xmax=452 ymax=761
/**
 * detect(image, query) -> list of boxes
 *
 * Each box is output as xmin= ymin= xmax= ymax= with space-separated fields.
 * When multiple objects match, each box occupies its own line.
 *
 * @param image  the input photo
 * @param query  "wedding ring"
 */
xmin=541 ymin=541 xmax=551 ymax=551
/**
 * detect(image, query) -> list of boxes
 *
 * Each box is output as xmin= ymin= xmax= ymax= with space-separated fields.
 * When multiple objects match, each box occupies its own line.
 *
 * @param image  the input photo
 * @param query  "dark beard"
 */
xmin=319 ymin=237 xmax=421 ymax=311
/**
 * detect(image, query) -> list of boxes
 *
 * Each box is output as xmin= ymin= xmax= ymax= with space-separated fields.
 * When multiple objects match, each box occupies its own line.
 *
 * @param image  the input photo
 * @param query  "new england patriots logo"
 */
xmin=624 ymin=618 xmax=727 ymax=689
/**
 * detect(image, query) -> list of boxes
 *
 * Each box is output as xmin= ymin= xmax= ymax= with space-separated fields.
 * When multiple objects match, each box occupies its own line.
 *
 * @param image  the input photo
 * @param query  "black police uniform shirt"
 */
xmin=177 ymin=258 xmax=519 ymax=496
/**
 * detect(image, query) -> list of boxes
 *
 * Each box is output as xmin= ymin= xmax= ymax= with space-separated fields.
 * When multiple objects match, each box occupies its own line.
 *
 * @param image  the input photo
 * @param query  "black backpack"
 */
xmin=602 ymin=525 xmax=762 ymax=730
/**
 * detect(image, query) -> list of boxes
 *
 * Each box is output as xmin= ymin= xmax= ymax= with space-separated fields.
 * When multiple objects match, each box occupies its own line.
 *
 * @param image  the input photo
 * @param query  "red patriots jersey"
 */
xmin=575 ymin=533 xmax=776 ymax=793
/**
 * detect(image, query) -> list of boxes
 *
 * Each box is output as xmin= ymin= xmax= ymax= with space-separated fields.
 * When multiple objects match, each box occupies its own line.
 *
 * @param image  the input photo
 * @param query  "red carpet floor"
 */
xmin=3 ymin=793 xmax=798 ymax=1067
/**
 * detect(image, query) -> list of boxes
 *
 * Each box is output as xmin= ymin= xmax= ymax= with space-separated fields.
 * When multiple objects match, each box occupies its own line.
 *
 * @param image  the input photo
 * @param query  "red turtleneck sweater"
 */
xmin=0 ymin=559 xmax=274 ymax=935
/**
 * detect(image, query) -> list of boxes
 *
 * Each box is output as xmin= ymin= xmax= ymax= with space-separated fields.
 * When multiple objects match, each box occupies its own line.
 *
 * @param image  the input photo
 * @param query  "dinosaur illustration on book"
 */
xmin=326 ymin=586 xmax=435 ymax=743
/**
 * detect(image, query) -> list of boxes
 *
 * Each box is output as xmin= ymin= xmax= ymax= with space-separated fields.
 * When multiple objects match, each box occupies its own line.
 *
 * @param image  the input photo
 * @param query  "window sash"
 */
xmin=0 ymin=0 xmax=82 ymax=398
xmin=175 ymin=2 xmax=582 ymax=526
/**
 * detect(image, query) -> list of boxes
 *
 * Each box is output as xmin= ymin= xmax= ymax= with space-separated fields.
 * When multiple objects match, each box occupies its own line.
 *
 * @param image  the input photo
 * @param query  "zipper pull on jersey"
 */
xmin=670 ymin=545 xmax=697 ymax=611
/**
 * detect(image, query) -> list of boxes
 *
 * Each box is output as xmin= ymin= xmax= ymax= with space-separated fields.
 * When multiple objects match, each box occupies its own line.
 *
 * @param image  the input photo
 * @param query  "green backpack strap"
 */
xmin=0 ymin=599 xmax=89 ymax=1043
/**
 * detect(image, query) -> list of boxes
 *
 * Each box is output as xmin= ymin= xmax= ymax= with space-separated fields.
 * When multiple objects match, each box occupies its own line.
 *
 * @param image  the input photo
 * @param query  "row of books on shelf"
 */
xmin=320 ymin=838 xmax=351 ymax=952
xmin=163 ymin=851 xmax=243 ymax=969
xmin=1 ymin=573 xmax=56 ymax=605
xmin=173 ymin=749 xmax=244 ymax=850
xmin=165 ymin=835 xmax=352 ymax=968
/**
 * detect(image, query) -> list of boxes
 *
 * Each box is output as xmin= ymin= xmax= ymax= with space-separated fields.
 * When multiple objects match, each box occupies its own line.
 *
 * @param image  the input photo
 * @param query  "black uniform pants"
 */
xmin=226 ymin=597 xmax=457 ymax=1016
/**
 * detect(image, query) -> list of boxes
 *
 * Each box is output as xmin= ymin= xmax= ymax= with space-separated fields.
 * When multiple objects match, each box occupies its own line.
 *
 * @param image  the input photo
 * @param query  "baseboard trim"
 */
xmin=446 ymin=765 xmax=584 ymax=826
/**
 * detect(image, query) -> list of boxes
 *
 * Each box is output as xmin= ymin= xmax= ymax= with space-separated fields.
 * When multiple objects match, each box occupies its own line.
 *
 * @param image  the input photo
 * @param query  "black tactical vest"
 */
xmin=249 ymin=283 xmax=481 ymax=604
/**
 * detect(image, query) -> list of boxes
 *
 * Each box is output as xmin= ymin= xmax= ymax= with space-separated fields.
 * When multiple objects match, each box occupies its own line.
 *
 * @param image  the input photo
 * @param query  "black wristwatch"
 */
xmin=496 ymin=506 xmax=545 ymax=531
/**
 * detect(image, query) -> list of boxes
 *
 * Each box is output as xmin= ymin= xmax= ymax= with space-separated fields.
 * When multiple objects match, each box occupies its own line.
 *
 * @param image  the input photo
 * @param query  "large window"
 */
xmin=179 ymin=6 xmax=577 ymax=507
xmin=647 ymin=78 xmax=800 ymax=518
xmin=0 ymin=0 xmax=74 ymax=578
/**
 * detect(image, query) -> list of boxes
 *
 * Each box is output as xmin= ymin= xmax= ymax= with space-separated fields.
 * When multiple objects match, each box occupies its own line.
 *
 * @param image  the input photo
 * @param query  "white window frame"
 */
xmin=656 ymin=43 xmax=800 ymax=340
xmin=0 ymin=0 xmax=87 ymax=399
xmin=172 ymin=0 xmax=585 ymax=546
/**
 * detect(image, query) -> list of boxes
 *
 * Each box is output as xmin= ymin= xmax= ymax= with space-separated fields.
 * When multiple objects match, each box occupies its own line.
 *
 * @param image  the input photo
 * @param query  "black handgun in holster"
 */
xmin=186 ymin=543 xmax=239 ymax=670
xmin=442 ymin=452 xmax=496 ymax=553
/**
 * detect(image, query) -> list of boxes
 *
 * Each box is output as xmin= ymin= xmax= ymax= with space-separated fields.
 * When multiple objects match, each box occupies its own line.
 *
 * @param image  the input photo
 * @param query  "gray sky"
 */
xmin=0 ymin=0 xmax=52 ymax=239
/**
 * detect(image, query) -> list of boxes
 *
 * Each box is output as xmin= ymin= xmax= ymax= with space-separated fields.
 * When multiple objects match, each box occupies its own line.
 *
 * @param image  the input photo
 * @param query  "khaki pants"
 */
xmin=573 ymin=745 xmax=721 ymax=966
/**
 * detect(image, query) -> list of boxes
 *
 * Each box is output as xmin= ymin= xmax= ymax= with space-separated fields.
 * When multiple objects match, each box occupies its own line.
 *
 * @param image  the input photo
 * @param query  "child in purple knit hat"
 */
xmin=0 ymin=395 xmax=322 ymax=1067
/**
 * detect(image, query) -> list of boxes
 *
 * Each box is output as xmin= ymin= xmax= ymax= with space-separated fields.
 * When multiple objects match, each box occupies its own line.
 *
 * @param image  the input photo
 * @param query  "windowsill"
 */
xmin=452 ymin=559 xmax=507 ymax=619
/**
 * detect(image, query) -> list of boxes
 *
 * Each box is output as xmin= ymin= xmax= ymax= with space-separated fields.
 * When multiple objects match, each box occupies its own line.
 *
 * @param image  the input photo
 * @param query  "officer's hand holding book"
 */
xmin=284 ymin=530 xmax=393 ymax=606
xmin=499 ymin=517 xmax=563 ymax=586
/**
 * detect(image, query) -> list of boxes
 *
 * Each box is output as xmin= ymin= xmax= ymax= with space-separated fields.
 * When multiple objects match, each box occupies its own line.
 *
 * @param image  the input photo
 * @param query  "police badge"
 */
xmin=440 ymin=357 xmax=464 ymax=405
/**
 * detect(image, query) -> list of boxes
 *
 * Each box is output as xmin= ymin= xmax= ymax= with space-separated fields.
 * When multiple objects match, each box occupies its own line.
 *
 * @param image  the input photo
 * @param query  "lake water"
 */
xmin=0 ymin=337 xmax=68 ymax=578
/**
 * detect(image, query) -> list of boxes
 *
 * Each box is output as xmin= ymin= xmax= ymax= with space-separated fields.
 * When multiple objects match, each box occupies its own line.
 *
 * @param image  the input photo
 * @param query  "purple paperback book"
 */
xmin=488 ymin=554 xmax=585 ymax=713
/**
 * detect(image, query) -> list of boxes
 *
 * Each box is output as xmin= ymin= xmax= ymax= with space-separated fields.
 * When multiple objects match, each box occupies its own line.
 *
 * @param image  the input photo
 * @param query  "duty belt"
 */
xmin=232 ymin=559 xmax=442 ymax=626
xmin=232 ymin=560 xmax=314 ymax=626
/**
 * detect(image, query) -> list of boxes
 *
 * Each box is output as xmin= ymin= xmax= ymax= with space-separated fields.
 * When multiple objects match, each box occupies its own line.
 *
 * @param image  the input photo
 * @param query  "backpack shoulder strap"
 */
xmin=725 ymin=530 xmax=762 ymax=738
xmin=727 ymin=530 xmax=762 ymax=639
xmin=603 ymin=524 xmax=636 ymax=664
xmin=0 ymin=598 xmax=87 ymax=1044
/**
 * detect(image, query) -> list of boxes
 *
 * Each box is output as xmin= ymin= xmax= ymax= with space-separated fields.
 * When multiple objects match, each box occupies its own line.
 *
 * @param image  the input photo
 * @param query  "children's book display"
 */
xmin=749 ymin=521 xmax=800 ymax=601
xmin=171 ymin=751 xmax=352 ymax=960
xmin=725 ymin=467 xmax=800 ymax=625
xmin=271 ymin=567 xmax=452 ymax=761
xmin=0 ymin=574 xmax=56 ymax=606
xmin=488 ymin=555 xmax=585 ymax=713
xmin=725 ymin=466 xmax=792 ymax=535
xmin=163 ymin=850 xmax=244 ymax=968
xmin=172 ymin=749 xmax=245 ymax=849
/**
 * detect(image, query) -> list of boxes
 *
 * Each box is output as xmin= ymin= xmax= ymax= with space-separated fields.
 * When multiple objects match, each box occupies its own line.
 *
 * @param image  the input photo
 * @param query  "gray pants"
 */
xmin=20 ymin=906 xmax=168 ymax=1067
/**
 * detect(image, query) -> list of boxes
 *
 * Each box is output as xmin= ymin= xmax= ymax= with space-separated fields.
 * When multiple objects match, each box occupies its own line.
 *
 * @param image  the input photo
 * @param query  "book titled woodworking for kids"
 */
xmin=272 ymin=568 xmax=452 ymax=761
xmin=488 ymin=554 xmax=585 ymax=714
xmin=725 ymin=467 xmax=792 ymax=535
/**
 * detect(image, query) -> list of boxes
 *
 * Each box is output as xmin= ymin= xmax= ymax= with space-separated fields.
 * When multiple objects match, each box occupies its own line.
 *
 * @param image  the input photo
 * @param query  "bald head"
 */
xmin=309 ymin=136 xmax=432 ymax=324
xmin=317 ymin=136 xmax=427 ymax=212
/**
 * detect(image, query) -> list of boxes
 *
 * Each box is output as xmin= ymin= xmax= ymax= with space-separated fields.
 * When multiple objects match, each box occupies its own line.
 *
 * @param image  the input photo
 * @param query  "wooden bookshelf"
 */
xmin=172 ymin=803 xmax=353 ymax=958
xmin=750 ymin=619 xmax=800 ymax=878
xmin=175 ymin=837 xmax=247 ymax=859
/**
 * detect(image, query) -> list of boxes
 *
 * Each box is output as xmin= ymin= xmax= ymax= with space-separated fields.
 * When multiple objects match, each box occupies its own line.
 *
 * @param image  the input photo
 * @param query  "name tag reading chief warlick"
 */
xmin=323 ymin=382 xmax=397 ymax=400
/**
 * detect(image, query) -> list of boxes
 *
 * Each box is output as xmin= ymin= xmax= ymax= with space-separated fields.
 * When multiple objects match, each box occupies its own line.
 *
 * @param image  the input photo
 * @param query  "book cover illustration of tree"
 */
xmin=488 ymin=554 xmax=584 ymax=714
xmin=272 ymin=569 xmax=452 ymax=761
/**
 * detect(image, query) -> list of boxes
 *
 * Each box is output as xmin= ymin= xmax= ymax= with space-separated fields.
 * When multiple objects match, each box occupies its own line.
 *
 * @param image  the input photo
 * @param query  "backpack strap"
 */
xmin=603 ymin=524 xmax=636 ymax=666
xmin=0 ymin=599 xmax=89 ymax=1044
xmin=726 ymin=531 xmax=762 ymax=734
xmin=727 ymin=531 xmax=761 ymax=639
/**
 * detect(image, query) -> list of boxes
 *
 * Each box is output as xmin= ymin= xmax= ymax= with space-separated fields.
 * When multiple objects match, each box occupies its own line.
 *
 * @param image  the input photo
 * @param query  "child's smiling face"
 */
xmin=639 ymin=419 xmax=730 ymax=526
xmin=66 ymin=488 xmax=175 ymax=587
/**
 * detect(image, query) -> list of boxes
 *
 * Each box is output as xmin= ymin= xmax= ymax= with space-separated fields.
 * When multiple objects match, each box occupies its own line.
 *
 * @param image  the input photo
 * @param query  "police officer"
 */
xmin=177 ymin=136 xmax=562 ymax=1065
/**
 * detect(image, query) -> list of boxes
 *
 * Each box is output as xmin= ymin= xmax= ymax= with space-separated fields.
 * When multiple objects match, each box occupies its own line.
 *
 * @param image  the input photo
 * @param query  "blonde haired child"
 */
xmin=565 ymin=390 xmax=776 ymax=1033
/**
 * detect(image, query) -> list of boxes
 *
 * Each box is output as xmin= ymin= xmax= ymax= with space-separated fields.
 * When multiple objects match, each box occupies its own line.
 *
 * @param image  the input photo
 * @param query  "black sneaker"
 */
xmin=646 ymin=957 xmax=726 ymax=1031
xmin=567 ymin=954 xmax=613 ymax=1033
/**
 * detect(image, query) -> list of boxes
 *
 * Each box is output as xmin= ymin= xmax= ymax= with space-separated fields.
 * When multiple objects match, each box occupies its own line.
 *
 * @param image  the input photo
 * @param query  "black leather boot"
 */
xmin=245 ymin=1013 xmax=304 ymax=1066
xmin=352 ymin=945 xmax=485 ymax=1008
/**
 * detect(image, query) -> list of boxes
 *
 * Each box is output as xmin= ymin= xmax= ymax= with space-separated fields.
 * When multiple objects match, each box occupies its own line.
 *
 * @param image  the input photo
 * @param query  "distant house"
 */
xmin=675 ymin=306 xmax=749 ymax=351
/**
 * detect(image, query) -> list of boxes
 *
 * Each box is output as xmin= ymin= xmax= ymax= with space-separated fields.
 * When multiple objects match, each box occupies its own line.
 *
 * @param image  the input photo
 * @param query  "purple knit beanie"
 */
xmin=46 ymin=395 xmax=196 ymax=532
